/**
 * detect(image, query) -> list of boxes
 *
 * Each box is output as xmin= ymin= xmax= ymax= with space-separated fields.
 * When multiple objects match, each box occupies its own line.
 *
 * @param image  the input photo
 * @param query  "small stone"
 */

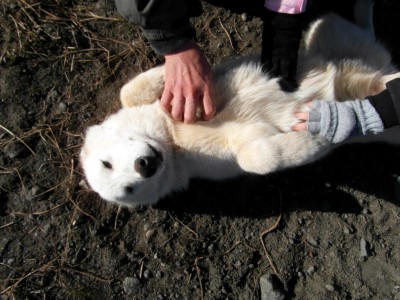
xmin=131 ymin=39 xmax=139 ymax=47
xmin=43 ymin=223 xmax=51 ymax=233
xmin=325 ymin=284 xmax=335 ymax=292
xmin=306 ymin=266 xmax=316 ymax=275
xmin=0 ymin=238 xmax=10 ymax=253
xmin=325 ymin=182 xmax=332 ymax=188
xmin=307 ymin=237 xmax=318 ymax=247
xmin=26 ymin=186 xmax=39 ymax=200
xmin=143 ymin=269 xmax=151 ymax=279
xmin=241 ymin=13 xmax=248 ymax=22
xmin=360 ymin=238 xmax=369 ymax=257
xmin=46 ymin=89 xmax=59 ymax=102
xmin=145 ymin=229 xmax=156 ymax=239
xmin=260 ymin=273 xmax=285 ymax=300
xmin=343 ymin=227 xmax=350 ymax=234
xmin=54 ymin=102 xmax=67 ymax=115
xmin=297 ymin=272 xmax=303 ymax=278
xmin=233 ymin=260 xmax=242 ymax=268
xmin=4 ymin=141 xmax=26 ymax=159
xmin=123 ymin=277 xmax=140 ymax=295
xmin=79 ymin=179 xmax=89 ymax=190
xmin=156 ymin=271 xmax=163 ymax=279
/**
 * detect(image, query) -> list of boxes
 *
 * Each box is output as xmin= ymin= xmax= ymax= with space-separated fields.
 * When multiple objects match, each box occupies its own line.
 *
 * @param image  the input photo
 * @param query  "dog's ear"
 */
xmin=80 ymin=125 xmax=105 ymax=161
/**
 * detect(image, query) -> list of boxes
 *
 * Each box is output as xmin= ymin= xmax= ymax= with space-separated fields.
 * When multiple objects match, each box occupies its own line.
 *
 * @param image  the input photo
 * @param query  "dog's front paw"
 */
xmin=120 ymin=66 xmax=165 ymax=108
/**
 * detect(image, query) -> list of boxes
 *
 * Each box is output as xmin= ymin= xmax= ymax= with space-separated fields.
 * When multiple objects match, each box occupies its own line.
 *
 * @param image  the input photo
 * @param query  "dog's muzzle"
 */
xmin=134 ymin=144 xmax=163 ymax=178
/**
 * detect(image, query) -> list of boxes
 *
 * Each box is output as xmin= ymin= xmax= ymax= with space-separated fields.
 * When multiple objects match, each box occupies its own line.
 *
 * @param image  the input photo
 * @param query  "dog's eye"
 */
xmin=101 ymin=160 xmax=112 ymax=169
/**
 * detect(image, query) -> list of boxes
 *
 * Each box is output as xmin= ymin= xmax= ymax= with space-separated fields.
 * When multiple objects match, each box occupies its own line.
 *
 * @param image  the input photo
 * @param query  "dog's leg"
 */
xmin=236 ymin=131 xmax=328 ymax=175
xmin=120 ymin=65 xmax=165 ymax=108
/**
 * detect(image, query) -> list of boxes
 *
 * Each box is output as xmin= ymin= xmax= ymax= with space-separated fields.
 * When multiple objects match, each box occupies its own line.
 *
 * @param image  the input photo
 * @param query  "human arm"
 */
xmin=115 ymin=0 xmax=214 ymax=123
xmin=292 ymin=79 xmax=400 ymax=143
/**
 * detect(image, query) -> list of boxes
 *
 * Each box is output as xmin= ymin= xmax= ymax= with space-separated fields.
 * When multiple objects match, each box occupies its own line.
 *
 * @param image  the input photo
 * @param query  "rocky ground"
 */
xmin=0 ymin=0 xmax=399 ymax=299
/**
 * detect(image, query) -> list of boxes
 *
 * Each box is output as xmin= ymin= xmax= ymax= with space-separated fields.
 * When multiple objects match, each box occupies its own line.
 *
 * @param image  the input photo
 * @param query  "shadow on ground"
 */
xmin=156 ymin=134 xmax=400 ymax=218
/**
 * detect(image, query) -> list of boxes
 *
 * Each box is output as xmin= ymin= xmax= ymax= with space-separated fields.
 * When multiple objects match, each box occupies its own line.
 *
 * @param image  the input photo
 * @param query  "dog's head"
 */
xmin=80 ymin=105 xmax=174 ymax=206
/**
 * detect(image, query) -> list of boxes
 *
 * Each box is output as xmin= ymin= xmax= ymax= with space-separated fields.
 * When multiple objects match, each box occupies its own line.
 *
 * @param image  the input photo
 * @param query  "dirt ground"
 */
xmin=1 ymin=0 xmax=400 ymax=299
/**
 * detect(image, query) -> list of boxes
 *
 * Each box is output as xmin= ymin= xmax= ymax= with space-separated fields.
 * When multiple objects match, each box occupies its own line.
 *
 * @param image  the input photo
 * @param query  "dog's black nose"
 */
xmin=134 ymin=156 xmax=159 ymax=178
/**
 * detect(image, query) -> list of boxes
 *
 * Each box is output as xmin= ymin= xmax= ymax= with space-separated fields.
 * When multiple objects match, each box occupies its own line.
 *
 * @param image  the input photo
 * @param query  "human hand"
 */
xmin=161 ymin=39 xmax=216 ymax=123
xmin=292 ymin=101 xmax=312 ymax=131
xmin=292 ymin=111 xmax=309 ymax=131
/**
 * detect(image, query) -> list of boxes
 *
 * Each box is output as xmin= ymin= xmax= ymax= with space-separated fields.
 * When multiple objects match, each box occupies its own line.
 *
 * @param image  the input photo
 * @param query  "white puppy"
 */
xmin=80 ymin=14 xmax=399 ymax=207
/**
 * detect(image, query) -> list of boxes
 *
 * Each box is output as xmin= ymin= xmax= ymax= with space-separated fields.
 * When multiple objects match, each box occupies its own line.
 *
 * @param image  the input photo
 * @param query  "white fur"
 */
xmin=80 ymin=14 xmax=400 ymax=207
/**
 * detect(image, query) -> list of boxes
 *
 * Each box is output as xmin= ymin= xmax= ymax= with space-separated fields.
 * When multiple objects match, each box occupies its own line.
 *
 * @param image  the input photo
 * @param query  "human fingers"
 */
xmin=170 ymin=96 xmax=185 ymax=122
xmin=183 ymin=98 xmax=197 ymax=124
xmin=201 ymin=90 xmax=216 ymax=121
xmin=160 ymin=90 xmax=173 ymax=114
xmin=292 ymin=122 xmax=307 ymax=131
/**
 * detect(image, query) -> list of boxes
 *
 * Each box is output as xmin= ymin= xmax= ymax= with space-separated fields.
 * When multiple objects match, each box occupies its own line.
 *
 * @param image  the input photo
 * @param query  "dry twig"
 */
xmin=259 ymin=188 xmax=283 ymax=276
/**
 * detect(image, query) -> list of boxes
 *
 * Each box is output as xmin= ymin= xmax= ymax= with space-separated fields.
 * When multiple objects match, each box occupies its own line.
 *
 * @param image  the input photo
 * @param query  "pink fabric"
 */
xmin=264 ymin=0 xmax=308 ymax=14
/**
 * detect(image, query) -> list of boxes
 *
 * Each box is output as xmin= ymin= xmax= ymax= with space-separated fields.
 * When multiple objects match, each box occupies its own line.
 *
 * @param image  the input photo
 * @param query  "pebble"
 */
xmin=123 ymin=277 xmax=140 ymax=295
xmin=260 ymin=273 xmax=285 ymax=300
xmin=306 ymin=266 xmax=316 ymax=275
xmin=79 ymin=179 xmax=89 ymax=190
xmin=0 ymin=238 xmax=10 ymax=253
xmin=145 ymin=229 xmax=156 ymax=239
xmin=325 ymin=284 xmax=335 ymax=292
xmin=143 ymin=269 xmax=151 ymax=279
xmin=307 ymin=237 xmax=318 ymax=247
xmin=26 ymin=186 xmax=39 ymax=200
xmin=4 ymin=141 xmax=26 ymax=159
xmin=297 ymin=271 xmax=303 ymax=278
xmin=46 ymin=89 xmax=59 ymax=102
xmin=241 ymin=13 xmax=248 ymax=22
xmin=360 ymin=238 xmax=369 ymax=257
xmin=343 ymin=227 xmax=350 ymax=234
xmin=53 ymin=102 xmax=67 ymax=115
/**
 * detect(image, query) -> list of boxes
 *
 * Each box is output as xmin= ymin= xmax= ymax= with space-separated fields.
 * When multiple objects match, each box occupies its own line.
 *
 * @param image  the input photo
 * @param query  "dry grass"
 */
xmin=1 ymin=0 xmax=155 ymax=73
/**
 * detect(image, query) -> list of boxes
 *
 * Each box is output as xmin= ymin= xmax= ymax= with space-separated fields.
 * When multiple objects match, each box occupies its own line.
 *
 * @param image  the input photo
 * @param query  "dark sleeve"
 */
xmin=367 ymin=78 xmax=400 ymax=128
xmin=115 ymin=0 xmax=202 ymax=54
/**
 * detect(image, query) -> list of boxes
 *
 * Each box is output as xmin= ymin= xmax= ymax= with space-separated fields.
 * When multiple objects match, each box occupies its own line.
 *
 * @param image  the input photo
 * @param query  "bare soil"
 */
xmin=0 ymin=0 xmax=399 ymax=299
